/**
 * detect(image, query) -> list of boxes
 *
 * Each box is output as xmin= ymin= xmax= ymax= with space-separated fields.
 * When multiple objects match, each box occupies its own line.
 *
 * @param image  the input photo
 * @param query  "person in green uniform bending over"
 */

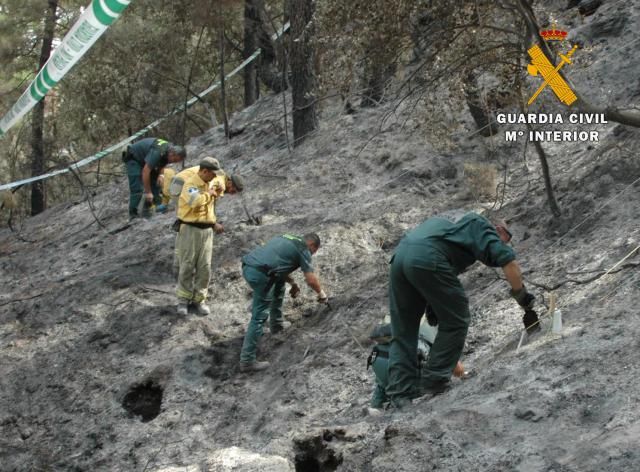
xmin=122 ymin=137 xmax=186 ymax=218
xmin=386 ymin=212 xmax=537 ymax=408
xmin=239 ymin=233 xmax=329 ymax=373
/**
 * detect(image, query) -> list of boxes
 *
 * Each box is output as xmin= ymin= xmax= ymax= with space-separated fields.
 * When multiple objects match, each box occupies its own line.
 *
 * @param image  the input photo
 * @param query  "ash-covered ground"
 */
xmin=1 ymin=2 xmax=640 ymax=471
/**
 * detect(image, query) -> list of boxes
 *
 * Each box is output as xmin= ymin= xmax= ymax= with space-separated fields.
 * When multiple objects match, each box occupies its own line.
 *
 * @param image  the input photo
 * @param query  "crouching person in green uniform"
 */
xmin=368 ymin=317 xmax=466 ymax=410
xmin=239 ymin=233 xmax=329 ymax=373
xmin=122 ymin=137 xmax=186 ymax=219
xmin=386 ymin=212 xmax=537 ymax=408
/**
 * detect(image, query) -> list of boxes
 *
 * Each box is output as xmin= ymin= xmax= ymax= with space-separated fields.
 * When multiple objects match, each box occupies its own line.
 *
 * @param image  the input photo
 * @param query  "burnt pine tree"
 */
xmin=289 ymin=0 xmax=317 ymax=146
xmin=244 ymin=0 xmax=287 ymax=106
xmin=30 ymin=0 xmax=58 ymax=216
xmin=243 ymin=0 xmax=260 ymax=106
xmin=256 ymin=1 xmax=286 ymax=94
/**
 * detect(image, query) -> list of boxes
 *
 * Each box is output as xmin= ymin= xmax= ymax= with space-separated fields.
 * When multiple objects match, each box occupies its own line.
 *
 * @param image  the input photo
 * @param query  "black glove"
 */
xmin=523 ymin=309 xmax=541 ymax=334
xmin=426 ymin=304 xmax=438 ymax=326
xmin=511 ymin=285 xmax=535 ymax=310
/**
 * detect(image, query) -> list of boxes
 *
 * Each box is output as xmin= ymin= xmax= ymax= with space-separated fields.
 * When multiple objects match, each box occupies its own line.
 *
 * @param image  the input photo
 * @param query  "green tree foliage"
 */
xmin=0 ymin=0 xmax=248 ymax=221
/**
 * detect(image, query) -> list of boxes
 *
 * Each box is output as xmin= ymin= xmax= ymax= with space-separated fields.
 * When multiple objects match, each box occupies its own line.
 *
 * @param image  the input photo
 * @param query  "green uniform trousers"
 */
xmin=175 ymin=224 xmax=213 ymax=303
xmin=125 ymin=160 xmax=161 ymax=218
xmin=386 ymin=241 xmax=470 ymax=402
xmin=239 ymin=265 xmax=286 ymax=363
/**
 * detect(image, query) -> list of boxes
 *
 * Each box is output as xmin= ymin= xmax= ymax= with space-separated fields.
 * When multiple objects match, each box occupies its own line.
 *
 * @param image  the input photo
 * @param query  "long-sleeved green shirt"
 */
xmin=127 ymin=138 xmax=169 ymax=171
xmin=242 ymin=235 xmax=314 ymax=278
xmin=402 ymin=213 xmax=516 ymax=274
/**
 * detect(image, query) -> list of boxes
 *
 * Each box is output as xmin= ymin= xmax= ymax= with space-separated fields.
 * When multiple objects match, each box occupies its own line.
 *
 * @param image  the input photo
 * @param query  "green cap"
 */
xmin=199 ymin=156 xmax=221 ymax=171
xmin=229 ymin=174 xmax=244 ymax=191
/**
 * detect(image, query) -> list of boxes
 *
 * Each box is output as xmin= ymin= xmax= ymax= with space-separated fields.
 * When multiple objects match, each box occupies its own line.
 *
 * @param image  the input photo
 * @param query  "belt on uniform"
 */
xmin=242 ymin=262 xmax=280 ymax=294
xmin=242 ymin=262 xmax=274 ymax=276
xmin=179 ymin=220 xmax=215 ymax=229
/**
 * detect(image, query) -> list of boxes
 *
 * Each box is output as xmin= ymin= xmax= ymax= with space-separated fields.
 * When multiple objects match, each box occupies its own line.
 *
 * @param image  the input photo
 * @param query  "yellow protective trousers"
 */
xmin=175 ymin=224 xmax=214 ymax=303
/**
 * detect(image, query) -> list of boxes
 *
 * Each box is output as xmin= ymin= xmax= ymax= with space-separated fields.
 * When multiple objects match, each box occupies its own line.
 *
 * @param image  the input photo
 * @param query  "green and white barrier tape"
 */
xmin=0 ymin=0 xmax=133 ymax=137
xmin=0 ymin=22 xmax=289 ymax=192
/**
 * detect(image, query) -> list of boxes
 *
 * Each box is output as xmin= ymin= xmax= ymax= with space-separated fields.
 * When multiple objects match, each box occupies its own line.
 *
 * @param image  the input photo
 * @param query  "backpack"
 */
xmin=168 ymin=175 xmax=186 ymax=198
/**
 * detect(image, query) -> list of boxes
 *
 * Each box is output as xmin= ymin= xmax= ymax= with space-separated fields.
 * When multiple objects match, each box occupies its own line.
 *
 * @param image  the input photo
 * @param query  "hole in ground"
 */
xmin=121 ymin=380 xmax=163 ymax=422
xmin=293 ymin=435 xmax=342 ymax=472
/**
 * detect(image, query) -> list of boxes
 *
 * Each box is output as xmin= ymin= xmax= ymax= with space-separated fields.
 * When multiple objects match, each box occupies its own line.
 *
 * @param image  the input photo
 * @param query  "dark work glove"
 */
xmin=426 ymin=304 xmax=438 ymax=326
xmin=511 ymin=285 xmax=535 ymax=310
xmin=523 ymin=309 xmax=541 ymax=334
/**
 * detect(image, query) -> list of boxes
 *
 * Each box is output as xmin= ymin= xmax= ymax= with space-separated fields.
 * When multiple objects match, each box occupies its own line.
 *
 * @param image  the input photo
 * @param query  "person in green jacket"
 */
xmin=122 ymin=137 xmax=186 ymax=218
xmin=239 ymin=233 xmax=329 ymax=373
xmin=368 ymin=316 xmax=466 ymax=410
xmin=386 ymin=212 xmax=537 ymax=408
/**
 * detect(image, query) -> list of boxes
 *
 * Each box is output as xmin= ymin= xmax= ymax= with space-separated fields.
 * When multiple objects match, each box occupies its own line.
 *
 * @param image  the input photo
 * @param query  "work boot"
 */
xmin=239 ymin=361 xmax=270 ymax=373
xmin=193 ymin=303 xmax=210 ymax=316
xmin=388 ymin=396 xmax=413 ymax=410
xmin=269 ymin=320 xmax=292 ymax=335
xmin=177 ymin=301 xmax=189 ymax=316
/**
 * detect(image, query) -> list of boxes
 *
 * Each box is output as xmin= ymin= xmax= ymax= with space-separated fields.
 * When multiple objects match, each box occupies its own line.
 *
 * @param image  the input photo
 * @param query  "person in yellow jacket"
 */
xmin=175 ymin=157 xmax=244 ymax=316
xmin=170 ymin=157 xmax=225 ymax=273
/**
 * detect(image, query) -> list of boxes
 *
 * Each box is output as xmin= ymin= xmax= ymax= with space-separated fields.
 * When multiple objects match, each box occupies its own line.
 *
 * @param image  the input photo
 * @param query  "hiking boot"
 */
xmin=239 ymin=361 xmax=270 ymax=373
xmin=269 ymin=320 xmax=292 ymax=335
xmin=388 ymin=396 xmax=413 ymax=410
xmin=177 ymin=301 xmax=189 ymax=316
xmin=193 ymin=303 xmax=210 ymax=316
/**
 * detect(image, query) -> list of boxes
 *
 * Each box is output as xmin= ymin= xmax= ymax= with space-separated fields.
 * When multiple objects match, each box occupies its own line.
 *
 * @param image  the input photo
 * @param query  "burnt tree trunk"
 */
xmin=243 ymin=0 xmax=260 ymax=106
xmin=256 ymin=1 xmax=286 ymax=93
xmin=288 ymin=0 xmax=317 ymax=146
xmin=361 ymin=35 xmax=397 ymax=107
xmin=219 ymin=25 xmax=230 ymax=139
xmin=30 ymin=0 xmax=58 ymax=216
xmin=527 ymin=124 xmax=561 ymax=217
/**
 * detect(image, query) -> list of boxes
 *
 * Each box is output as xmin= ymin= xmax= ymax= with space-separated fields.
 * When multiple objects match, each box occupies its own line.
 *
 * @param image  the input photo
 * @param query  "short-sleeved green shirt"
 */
xmin=404 ymin=213 xmax=516 ymax=274
xmin=128 ymin=138 xmax=169 ymax=170
xmin=242 ymin=234 xmax=314 ymax=277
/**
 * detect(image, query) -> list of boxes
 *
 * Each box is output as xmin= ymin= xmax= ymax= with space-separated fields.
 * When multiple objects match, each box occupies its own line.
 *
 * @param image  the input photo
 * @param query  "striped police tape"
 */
xmin=0 ymin=0 xmax=132 ymax=137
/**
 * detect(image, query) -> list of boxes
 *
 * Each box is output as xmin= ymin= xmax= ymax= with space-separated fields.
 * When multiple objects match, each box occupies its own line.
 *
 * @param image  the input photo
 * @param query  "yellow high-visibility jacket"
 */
xmin=174 ymin=166 xmax=225 ymax=196
xmin=177 ymin=171 xmax=217 ymax=224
